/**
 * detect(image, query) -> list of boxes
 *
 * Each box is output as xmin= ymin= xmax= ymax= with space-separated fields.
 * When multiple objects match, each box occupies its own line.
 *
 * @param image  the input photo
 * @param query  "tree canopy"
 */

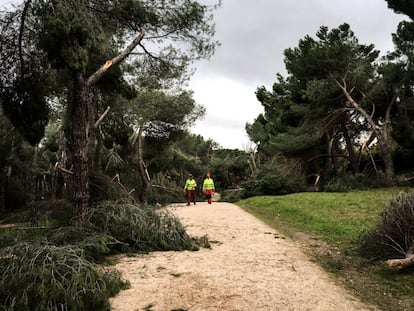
xmin=0 ymin=0 xmax=220 ymax=221
xmin=247 ymin=21 xmax=414 ymax=187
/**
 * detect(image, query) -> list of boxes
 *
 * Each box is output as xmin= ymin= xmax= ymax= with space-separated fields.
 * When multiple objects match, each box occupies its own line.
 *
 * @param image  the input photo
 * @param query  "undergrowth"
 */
xmin=0 ymin=200 xmax=205 ymax=310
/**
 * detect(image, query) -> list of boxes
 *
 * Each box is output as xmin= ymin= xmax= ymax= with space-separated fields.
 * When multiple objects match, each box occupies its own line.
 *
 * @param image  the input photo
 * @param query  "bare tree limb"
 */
xmin=94 ymin=106 xmax=110 ymax=128
xmin=86 ymin=27 xmax=145 ymax=86
xmin=335 ymin=79 xmax=378 ymax=134
xmin=387 ymin=253 xmax=414 ymax=270
xmin=385 ymin=84 xmax=404 ymax=125
xmin=54 ymin=162 xmax=73 ymax=175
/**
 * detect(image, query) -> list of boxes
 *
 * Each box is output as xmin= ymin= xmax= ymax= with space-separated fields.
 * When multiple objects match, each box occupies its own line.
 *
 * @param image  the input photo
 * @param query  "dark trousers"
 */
xmin=186 ymin=190 xmax=196 ymax=204
xmin=204 ymin=189 xmax=213 ymax=204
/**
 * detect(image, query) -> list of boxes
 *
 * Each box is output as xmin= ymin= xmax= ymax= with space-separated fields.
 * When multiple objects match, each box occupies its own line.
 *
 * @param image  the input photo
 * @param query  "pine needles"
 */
xmin=89 ymin=201 xmax=196 ymax=252
xmin=0 ymin=243 xmax=128 ymax=311
xmin=0 ymin=201 xmax=201 ymax=310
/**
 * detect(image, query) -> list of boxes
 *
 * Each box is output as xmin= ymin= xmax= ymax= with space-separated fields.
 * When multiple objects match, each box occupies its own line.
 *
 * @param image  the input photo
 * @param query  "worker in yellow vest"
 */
xmin=183 ymin=173 xmax=197 ymax=205
xmin=202 ymin=172 xmax=215 ymax=204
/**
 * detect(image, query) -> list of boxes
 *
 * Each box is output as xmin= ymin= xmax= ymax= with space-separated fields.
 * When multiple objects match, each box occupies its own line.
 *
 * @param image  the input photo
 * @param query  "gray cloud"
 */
xmin=190 ymin=0 xmax=406 ymax=149
xmin=196 ymin=0 xmax=404 ymax=87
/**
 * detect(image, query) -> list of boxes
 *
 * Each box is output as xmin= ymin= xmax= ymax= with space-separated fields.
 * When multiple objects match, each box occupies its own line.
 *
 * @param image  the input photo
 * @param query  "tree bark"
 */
xmin=87 ymin=91 xmax=98 ymax=171
xmin=0 ymin=167 xmax=6 ymax=212
xmin=28 ymin=146 xmax=38 ymax=226
xmin=387 ymin=245 xmax=414 ymax=269
xmin=71 ymin=73 xmax=90 ymax=225
xmin=340 ymin=121 xmax=359 ymax=174
xmin=86 ymin=27 xmax=145 ymax=87
xmin=70 ymin=27 xmax=145 ymax=223
xmin=137 ymin=126 xmax=150 ymax=204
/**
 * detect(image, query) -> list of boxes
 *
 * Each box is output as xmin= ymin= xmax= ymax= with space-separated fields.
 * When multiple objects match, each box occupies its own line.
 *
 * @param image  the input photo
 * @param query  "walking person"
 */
xmin=183 ymin=173 xmax=197 ymax=205
xmin=202 ymin=172 xmax=215 ymax=204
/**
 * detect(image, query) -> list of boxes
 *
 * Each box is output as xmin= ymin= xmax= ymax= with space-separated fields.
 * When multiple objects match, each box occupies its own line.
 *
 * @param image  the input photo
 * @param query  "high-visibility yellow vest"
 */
xmin=184 ymin=179 xmax=197 ymax=190
xmin=202 ymin=178 xmax=215 ymax=191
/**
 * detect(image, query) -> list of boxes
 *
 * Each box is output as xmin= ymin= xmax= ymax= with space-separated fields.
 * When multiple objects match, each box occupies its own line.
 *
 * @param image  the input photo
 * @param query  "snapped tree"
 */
xmin=248 ymin=23 xmax=413 ymax=186
xmin=0 ymin=0 xmax=219 ymax=224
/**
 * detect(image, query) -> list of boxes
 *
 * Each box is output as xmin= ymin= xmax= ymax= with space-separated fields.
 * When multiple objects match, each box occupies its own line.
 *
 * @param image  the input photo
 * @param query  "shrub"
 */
xmin=323 ymin=173 xmax=388 ymax=192
xmin=0 ymin=243 xmax=128 ymax=311
xmin=359 ymin=192 xmax=414 ymax=259
xmin=220 ymin=188 xmax=244 ymax=202
xmin=241 ymin=162 xmax=305 ymax=198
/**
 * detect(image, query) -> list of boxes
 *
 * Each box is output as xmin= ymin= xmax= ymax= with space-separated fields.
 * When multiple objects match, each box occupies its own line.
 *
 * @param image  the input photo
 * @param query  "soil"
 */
xmin=110 ymin=202 xmax=377 ymax=311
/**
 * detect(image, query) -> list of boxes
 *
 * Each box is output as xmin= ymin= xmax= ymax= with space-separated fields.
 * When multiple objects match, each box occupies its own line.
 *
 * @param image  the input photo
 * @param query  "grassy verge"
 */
xmin=236 ymin=188 xmax=414 ymax=311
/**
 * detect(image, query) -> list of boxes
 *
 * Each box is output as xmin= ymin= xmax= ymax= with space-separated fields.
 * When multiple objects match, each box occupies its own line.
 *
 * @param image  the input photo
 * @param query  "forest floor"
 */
xmin=109 ymin=202 xmax=378 ymax=311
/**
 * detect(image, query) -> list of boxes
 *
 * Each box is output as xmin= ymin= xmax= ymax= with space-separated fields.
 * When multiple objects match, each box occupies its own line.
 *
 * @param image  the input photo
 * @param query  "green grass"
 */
xmin=238 ymin=188 xmax=404 ymax=246
xmin=236 ymin=187 xmax=414 ymax=310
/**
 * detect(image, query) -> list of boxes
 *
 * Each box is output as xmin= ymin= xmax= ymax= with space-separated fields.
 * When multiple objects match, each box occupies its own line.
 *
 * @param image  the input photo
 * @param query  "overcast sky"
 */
xmin=189 ymin=0 xmax=406 ymax=150
xmin=0 ymin=0 xmax=407 ymax=150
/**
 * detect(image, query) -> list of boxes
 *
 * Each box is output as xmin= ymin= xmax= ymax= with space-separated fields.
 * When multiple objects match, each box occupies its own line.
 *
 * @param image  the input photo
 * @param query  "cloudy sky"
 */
xmin=189 ymin=0 xmax=406 ymax=149
xmin=0 ymin=0 xmax=406 ymax=150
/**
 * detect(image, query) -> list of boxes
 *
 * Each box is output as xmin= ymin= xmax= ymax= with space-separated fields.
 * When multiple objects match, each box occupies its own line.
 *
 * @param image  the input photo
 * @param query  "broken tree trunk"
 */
xmin=387 ymin=246 xmax=414 ymax=270
xmin=387 ymin=254 xmax=414 ymax=270
xmin=71 ymin=27 xmax=145 ymax=224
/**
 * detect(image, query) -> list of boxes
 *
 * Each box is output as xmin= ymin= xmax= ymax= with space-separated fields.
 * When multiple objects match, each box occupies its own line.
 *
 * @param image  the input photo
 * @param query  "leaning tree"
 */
xmin=0 ymin=0 xmax=219 ymax=224
xmin=248 ymin=23 xmax=409 ymax=186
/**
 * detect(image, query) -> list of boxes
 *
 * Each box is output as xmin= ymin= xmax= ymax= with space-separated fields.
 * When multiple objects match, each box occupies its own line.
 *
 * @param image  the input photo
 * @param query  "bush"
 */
xmin=220 ymin=188 xmax=244 ymax=202
xmin=0 ymin=243 xmax=128 ymax=311
xmin=323 ymin=173 xmax=389 ymax=192
xmin=241 ymin=162 xmax=305 ymax=198
xmin=359 ymin=192 xmax=414 ymax=259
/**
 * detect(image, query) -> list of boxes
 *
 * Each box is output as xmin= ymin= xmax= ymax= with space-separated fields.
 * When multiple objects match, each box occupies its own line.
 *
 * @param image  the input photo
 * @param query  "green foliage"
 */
xmin=0 ymin=243 xmax=129 ymax=311
xmin=209 ymin=148 xmax=251 ymax=189
xmin=323 ymin=173 xmax=389 ymax=192
xmin=32 ymin=199 xmax=73 ymax=225
xmin=220 ymin=188 xmax=244 ymax=203
xmin=359 ymin=192 xmax=414 ymax=259
xmin=0 ymin=199 xmax=205 ymax=310
xmin=89 ymin=202 xmax=196 ymax=252
xmin=33 ymin=1 xmax=102 ymax=72
xmin=90 ymin=172 xmax=133 ymax=203
xmin=385 ymin=0 xmax=414 ymax=20
xmin=0 ymin=7 xmax=51 ymax=146
xmin=248 ymin=22 xmax=414 ymax=187
xmin=241 ymin=160 xmax=305 ymax=197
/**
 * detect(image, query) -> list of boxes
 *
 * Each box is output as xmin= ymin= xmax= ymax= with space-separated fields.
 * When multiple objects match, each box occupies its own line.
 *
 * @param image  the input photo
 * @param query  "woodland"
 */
xmin=1 ymin=0 xmax=414 ymax=310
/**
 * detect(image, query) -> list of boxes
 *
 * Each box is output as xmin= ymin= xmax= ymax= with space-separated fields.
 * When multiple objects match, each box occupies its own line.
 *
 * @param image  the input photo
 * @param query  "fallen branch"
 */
xmin=55 ymin=162 xmax=73 ymax=175
xmin=94 ymin=106 xmax=111 ymax=128
xmin=387 ymin=254 xmax=414 ymax=270
xmin=112 ymin=173 xmax=134 ymax=194
xmin=151 ymin=184 xmax=182 ymax=193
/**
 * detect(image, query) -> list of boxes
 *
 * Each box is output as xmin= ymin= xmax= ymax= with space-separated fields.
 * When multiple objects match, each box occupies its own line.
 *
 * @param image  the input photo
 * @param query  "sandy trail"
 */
xmin=110 ymin=202 xmax=375 ymax=311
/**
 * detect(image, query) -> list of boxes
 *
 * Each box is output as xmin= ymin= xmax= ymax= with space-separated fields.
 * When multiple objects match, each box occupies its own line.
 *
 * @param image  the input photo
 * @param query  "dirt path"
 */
xmin=110 ymin=202 xmax=376 ymax=311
